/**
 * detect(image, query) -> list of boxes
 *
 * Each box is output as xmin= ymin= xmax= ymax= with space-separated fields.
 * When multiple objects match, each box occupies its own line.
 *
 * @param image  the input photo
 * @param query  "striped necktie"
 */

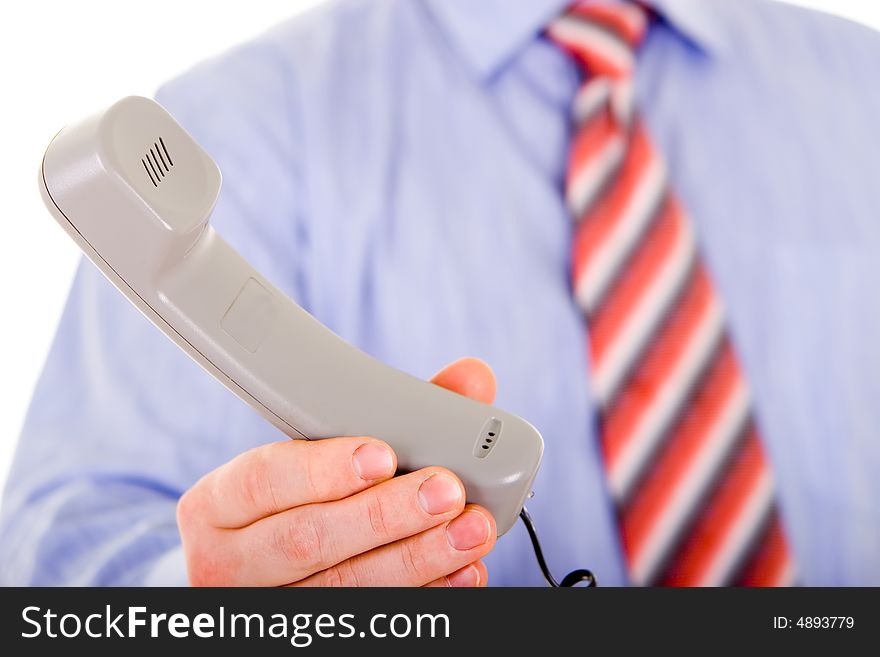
xmin=547 ymin=1 xmax=796 ymax=586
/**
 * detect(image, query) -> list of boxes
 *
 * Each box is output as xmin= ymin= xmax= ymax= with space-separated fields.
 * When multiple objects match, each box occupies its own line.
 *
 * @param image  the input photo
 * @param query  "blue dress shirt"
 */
xmin=3 ymin=0 xmax=880 ymax=585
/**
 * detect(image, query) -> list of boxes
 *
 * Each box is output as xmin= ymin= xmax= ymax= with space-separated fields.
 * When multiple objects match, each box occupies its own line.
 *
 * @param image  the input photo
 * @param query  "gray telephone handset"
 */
xmin=38 ymin=96 xmax=544 ymax=538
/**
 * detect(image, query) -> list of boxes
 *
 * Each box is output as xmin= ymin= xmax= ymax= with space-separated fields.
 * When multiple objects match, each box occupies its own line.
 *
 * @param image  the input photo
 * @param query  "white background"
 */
xmin=0 ymin=0 xmax=877 ymax=502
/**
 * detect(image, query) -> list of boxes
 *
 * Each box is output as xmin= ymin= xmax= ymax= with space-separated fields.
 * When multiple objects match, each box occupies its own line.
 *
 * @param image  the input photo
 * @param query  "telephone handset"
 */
xmin=39 ymin=96 xmax=544 ymax=537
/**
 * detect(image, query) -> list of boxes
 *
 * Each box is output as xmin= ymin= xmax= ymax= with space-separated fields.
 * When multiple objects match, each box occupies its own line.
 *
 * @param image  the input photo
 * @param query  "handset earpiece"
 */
xmin=39 ymin=96 xmax=544 ymax=536
xmin=41 ymin=97 xmax=220 ymax=282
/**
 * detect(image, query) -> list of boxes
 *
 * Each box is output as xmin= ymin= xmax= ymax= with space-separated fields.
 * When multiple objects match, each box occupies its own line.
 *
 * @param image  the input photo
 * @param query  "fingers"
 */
xmin=180 ymin=356 xmax=500 ymax=587
xmin=229 ymin=467 xmax=469 ymax=586
xmin=293 ymin=505 xmax=496 ymax=587
xmin=179 ymin=437 xmax=397 ymax=529
xmin=424 ymin=560 xmax=488 ymax=588
xmin=430 ymin=357 xmax=497 ymax=404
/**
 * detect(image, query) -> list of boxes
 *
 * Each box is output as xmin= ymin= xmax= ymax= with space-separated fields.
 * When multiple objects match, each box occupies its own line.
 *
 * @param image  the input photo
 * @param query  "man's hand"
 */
xmin=177 ymin=358 xmax=498 ymax=587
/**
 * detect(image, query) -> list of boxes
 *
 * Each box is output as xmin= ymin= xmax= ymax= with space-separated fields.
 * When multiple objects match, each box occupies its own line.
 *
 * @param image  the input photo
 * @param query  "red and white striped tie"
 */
xmin=548 ymin=1 xmax=796 ymax=586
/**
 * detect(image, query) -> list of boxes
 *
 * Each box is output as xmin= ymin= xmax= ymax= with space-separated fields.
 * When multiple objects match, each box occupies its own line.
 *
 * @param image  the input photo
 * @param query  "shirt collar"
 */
xmin=420 ymin=0 xmax=730 ymax=81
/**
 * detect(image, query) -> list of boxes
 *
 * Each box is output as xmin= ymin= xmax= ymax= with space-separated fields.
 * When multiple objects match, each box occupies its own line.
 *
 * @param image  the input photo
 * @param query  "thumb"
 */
xmin=430 ymin=357 xmax=497 ymax=405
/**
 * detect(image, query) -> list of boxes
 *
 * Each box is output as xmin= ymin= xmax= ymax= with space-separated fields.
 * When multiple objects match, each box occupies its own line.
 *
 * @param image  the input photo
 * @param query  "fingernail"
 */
xmin=352 ymin=443 xmax=394 ymax=480
xmin=446 ymin=510 xmax=491 ymax=551
xmin=447 ymin=564 xmax=480 ymax=587
xmin=417 ymin=474 xmax=463 ymax=515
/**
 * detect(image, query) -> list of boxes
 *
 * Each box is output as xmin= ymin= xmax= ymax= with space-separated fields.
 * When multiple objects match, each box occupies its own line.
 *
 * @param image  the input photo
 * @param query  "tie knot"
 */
xmin=547 ymin=1 xmax=648 ymax=79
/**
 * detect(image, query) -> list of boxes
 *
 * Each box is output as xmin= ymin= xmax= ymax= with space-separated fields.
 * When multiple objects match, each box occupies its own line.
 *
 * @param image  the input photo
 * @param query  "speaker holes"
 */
xmin=159 ymin=137 xmax=173 ymax=166
xmin=142 ymin=159 xmax=157 ymax=187
xmin=141 ymin=137 xmax=173 ymax=187
xmin=149 ymin=151 xmax=163 ymax=180
xmin=155 ymin=143 xmax=169 ymax=170
xmin=474 ymin=417 xmax=502 ymax=459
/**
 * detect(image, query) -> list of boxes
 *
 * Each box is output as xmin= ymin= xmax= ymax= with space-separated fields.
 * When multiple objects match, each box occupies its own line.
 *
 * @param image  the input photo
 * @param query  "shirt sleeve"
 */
xmin=0 ymin=34 xmax=310 ymax=585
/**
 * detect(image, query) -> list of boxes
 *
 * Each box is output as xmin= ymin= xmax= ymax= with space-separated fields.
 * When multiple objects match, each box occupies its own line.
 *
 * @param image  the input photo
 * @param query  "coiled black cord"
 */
xmin=519 ymin=507 xmax=597 ymax=587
